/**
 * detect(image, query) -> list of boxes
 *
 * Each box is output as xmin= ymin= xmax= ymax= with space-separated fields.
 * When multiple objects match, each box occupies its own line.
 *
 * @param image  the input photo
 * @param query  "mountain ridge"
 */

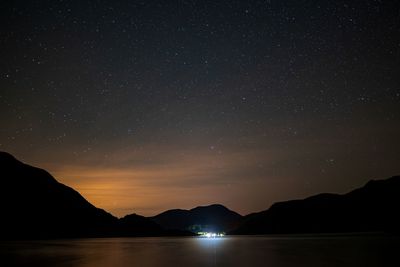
xmin=0 ymin=151 xmax=118 ymax=238
xmin=1 ymin=151 xmax=399 ymax=238
xmin=150 ymin=203 xmax=243 ymax=233
xmin=232 ymin=175 xmax=400 ymax=234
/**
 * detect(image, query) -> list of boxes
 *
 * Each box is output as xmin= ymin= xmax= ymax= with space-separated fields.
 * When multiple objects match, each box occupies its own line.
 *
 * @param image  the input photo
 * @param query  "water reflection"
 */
xmin=1 ymin=235 xmax=399 ymax=267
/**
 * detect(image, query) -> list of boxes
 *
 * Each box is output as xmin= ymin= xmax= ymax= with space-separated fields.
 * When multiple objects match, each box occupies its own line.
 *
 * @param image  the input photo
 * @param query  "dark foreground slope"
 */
xmin=151 ymin=204 xmax=243 ymax=233
xmin=0 ymin=152 xmax=118 ymax=238
xmin=233 ymin=176 xmax=400 ymax=235
xmin=117 ymin=214 xmax=163 ymax=236
xmin=0 ymin=152 xmax=165 ymax=239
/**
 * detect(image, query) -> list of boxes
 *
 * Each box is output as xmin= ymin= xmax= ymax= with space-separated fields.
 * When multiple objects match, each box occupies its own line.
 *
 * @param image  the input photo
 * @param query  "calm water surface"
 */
xmin=1 ymin=235 xmax=399 ymax=267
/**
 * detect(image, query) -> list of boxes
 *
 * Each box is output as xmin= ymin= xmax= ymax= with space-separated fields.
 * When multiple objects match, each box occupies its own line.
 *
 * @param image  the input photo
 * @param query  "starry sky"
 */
xmin=1 ymin=0 xmax=399 ymax=217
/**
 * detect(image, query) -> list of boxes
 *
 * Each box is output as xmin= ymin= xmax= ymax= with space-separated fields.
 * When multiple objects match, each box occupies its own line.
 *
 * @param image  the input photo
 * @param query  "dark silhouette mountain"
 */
xmin=3 ymin=151 xmax=398 ymax=238
xmin=0 ymin=151 xmax=119 ymax=239
xmin=151 ymin=204 xmax=243 ymax=233
xmin=0 ymin=151 xmax=172 ymax=239
xmin=119 ymin=213 xmax=196 ymax=236
xmin=117 ymin=213 xmax=164 ymax=236
xmin=233 ymin=176 xmax=400 ymax=235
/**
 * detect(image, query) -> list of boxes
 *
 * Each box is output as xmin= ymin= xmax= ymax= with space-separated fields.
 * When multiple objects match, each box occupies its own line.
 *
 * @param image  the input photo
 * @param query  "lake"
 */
xmin=1 ymin=235 xmax=399 ymax=267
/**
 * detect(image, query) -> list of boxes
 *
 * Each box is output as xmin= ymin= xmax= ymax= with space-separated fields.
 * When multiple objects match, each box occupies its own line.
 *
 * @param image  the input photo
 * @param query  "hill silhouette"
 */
xmin=117 ymin=213 xmax=163 ymax=236
xmin=0 ymin=152 xmax=166 ymax=239
xmin=0 ymin=152 xmax=120 ymax=238
xmin=151 ymin=204 xmax=242 ymax=233
xmin=233 ymin=176 xmax=400 ymax=234
xmin=2 ymin=151 xmax=399 ymax=238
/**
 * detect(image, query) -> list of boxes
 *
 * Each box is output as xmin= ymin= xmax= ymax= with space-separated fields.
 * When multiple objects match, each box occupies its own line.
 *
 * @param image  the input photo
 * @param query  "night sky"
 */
xmin=1 ymin=0 xmax=399 ymax=217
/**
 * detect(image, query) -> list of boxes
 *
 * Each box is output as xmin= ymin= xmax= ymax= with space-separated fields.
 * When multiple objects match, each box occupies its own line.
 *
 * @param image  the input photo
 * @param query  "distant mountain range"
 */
xmin=233 ymin=176 xmax=400 ymax=235
xmin=151 ymin=204 xmax=243 ymax=233
xmin=0 ymin=152 xmax=182 ymax=239
xmin=1 ymin=151 xmax=399 ymax=239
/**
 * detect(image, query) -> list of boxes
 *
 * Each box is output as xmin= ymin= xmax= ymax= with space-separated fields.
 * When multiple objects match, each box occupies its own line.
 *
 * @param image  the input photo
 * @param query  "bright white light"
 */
xmin=198 ymin=232 xmax=225 ymax=238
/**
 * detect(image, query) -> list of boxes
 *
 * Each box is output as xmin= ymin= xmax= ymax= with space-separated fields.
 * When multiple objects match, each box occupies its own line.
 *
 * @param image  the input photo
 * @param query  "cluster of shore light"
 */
xmin=198 ymin=232 xmax=225 ymax=238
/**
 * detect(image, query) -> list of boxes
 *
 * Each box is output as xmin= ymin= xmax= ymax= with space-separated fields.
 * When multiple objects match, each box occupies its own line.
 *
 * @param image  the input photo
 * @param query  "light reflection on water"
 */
xmin=1 ymin=235 xmax=399 ymax=267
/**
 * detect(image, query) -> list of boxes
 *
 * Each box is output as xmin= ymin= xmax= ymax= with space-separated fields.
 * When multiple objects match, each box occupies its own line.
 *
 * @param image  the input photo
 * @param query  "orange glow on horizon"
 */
xmin=42 ymin=146 xmax=281 ymax=217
